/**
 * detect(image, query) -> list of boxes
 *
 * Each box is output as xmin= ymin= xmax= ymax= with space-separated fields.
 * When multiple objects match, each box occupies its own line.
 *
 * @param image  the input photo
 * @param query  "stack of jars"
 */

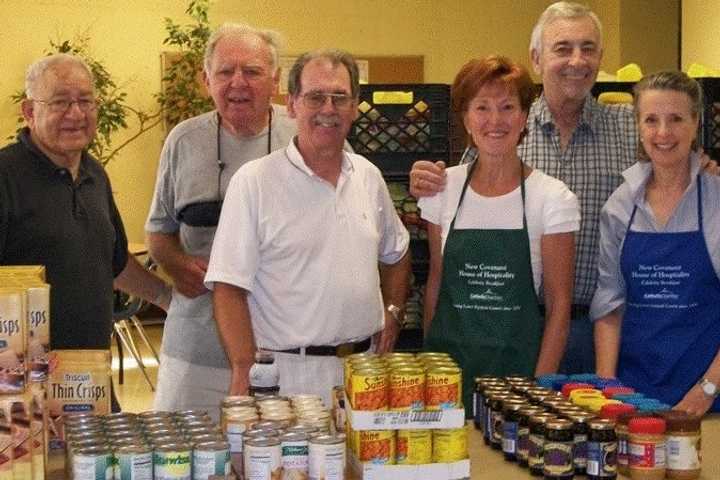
xmin=64 ymin=409 xmax=229 ymax=480
xmin=475 ymin=374 xmax=703 ymax=480
xmin=221 ymin=393 xmax=339 ymax=479
xmin=344 ymin=351 xmax=468 ymax=466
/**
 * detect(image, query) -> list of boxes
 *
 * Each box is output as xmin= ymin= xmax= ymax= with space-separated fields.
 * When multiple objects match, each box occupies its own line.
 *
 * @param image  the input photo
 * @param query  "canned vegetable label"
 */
xmin=281 ymin=438 xmax=309 ymax=480
xmin=309 ymin=437 xmax=345 ymax=480
xmin=73 ymin=447 xmax=113 ymax=480
xmin=153 ymin=446 xmax=192 ymax=480
xmin=193 ymin=442 xmax=230 ymax=479
xmin=116 ymin=448 xmax=153 ymax=480
xmin=244 ymin=439 xmax=281 ymax=480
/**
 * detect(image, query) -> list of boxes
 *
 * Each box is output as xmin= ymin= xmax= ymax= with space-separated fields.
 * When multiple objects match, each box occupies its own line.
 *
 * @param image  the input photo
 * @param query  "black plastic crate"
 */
xmin=699 ymin=77 xmax=720 ymax=160
xmin=348 ymin=84 xmax=452 ymax=175
xmin=591 ymin=81 xmax=636 ymax=97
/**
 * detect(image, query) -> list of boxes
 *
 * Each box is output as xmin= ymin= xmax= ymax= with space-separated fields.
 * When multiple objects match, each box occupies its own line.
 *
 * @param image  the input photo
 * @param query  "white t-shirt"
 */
xmin=205 ymin=139 xmax=410 ymax=350
xmin=418 ymin=164 xmax=580 ymax=293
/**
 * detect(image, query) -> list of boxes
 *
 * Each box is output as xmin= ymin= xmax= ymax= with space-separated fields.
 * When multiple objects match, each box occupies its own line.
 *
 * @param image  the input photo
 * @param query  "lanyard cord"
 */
xmin=215 ymin=107 xmax=273 ymax=201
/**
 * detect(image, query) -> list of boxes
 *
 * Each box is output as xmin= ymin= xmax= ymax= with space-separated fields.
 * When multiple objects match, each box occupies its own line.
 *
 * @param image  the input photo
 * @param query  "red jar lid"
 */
xmin=602 ymin=386 xmax=635 ymax=398
xmin=629 ymin=417 xmax=666 ymax=434
xmin=562 ymin=382 xmax=595 ymax=398
xmin=600 ymin=403 xmax=636 ymax=419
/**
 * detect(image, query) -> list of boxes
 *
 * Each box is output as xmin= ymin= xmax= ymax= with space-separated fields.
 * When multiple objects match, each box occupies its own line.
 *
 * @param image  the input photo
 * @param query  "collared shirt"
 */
xmin=590 ymin=154 xmax=720 ymax=320
xmin=0 ymin=128 xmax=128 ymax=349
xmin=461 ymin=94 xmax=637 ymax=305
xmin=205 ymin=138 xmax=409 ymax=350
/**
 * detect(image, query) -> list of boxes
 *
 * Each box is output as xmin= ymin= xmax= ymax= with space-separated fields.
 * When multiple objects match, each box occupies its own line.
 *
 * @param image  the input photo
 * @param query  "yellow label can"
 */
xmin=356 ymin=430 xmax=395 ymax=465
xmin=425 ymin=367 xmax=462 ymax=410
xmin=432 ymin=427 xmax=469 ymax=463
xmin=351 ymin=368 xmax=388 ymax=411
xmin=396 ymin=429 xmax=432 ymax=465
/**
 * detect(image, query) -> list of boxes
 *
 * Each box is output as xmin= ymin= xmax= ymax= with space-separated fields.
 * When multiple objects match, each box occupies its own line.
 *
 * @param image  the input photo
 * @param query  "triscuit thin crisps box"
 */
xmin=28 ymin=383 xmax=45 ymax=480
xmin=0 ymin=406 xmax=11 ymax=480
xmin=2 ymin=394 xmax=33 ymax=480
xmin=2 ymin=281 xmax=50 ymax=383
xmin=0 ymin=267 xmax=45 ymax=282
xmin=47 ymin=350 xmax=111 ymax=454
xmin=0 ymin=289 xmax=27 ymax=394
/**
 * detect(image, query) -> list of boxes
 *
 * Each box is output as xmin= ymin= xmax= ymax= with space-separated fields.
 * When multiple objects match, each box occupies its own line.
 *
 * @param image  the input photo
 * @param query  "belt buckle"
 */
xmin=336 ymin=343 xmax=354 ymax=358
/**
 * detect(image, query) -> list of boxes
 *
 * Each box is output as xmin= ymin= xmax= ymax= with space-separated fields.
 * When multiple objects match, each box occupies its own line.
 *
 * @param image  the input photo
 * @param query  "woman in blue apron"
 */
xmin=592 ymin=71 xmax=720 ymax=416
xmin=419 ymin=56 xmax=579 ymax=417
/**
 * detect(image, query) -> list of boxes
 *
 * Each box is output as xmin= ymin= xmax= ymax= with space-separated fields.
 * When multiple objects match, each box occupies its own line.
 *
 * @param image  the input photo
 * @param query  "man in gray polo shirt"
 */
xmin=145 ymin=23 xmax=296 ymax=415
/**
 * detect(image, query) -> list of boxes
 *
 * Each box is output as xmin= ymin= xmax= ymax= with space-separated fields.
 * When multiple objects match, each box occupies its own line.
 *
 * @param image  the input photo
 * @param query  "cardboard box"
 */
xmin=346 ymin=400 xmax=465 ymax=431
xmin=348 ymin=452 xmax=470 ymax=480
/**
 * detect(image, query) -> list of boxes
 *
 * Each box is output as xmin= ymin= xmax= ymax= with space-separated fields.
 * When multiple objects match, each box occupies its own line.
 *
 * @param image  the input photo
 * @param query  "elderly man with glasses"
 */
xmin=145 ymin=23 xmax=299 ymax=416
xmin=0 ymin=53 xmax=171 ymax=410
xmin=204 ymin=50 xmax=411 ymax=404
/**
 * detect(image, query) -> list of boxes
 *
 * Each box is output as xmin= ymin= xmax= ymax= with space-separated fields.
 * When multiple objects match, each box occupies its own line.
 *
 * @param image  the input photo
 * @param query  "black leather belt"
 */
xmin=538 ymin=305 xmax=590 ymax=318
xmin=273 ymin=337 xmax=372 ymax=357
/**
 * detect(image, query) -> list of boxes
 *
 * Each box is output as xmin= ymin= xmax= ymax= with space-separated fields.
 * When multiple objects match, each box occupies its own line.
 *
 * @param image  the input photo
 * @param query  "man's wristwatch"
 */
xmin=386 ymin=304 xmax=403 ymax=327
xmin=699 ymin=378 xmax=719 ymax=398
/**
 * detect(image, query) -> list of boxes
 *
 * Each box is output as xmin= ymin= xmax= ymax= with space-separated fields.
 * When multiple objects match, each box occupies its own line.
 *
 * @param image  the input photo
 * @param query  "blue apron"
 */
xmin=619 ymin=175 xmax=720 ymax=411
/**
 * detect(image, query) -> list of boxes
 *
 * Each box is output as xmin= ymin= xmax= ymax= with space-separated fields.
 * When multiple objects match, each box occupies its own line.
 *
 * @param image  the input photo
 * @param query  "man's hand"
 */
xmin=164 ymin=255 xmax=209 ymax=298
xmin=409 ymin=160 xmax=447 ymax=198
xmin=698 ymin=149 xmax=720 ymax=176
xmin=229 ymin=364 xmax=252 ymax=396
xmin=374 ymin=310 xmax=400 ymax=354
xmin=674 ymin=383 xmax=715 ymax=417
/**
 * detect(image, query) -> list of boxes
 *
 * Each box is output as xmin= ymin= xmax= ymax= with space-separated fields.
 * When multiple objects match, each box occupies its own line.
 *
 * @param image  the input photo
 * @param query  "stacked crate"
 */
xmin=348 ymin=84 xmax=460 ymax=350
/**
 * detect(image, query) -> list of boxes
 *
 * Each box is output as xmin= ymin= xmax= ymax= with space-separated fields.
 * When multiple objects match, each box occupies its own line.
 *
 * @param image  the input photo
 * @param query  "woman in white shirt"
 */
xmin=419 ymin=55 xmax=580 ymax=416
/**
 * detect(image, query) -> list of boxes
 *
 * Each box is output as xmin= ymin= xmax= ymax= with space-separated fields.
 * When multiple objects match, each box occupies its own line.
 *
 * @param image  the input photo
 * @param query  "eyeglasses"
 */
xmin=300 ymin=92 xmax=355 ymax=110
xmin=33 ymin=98 xmax=98 ymax=113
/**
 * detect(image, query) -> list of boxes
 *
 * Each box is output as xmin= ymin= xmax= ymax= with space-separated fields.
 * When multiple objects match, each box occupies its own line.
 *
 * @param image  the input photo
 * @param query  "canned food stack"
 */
xmin=63 ymin=409 xmax=231 ymax=480
xmin=473 ymin=375 xmax=703 ymax=480
xmin=344 ymin=351 xmax=469 ymax=479
xmin=221 ymin=393 xmax=342 ymax=479
xmin=0 ymin=266 xmax=51 ymax=480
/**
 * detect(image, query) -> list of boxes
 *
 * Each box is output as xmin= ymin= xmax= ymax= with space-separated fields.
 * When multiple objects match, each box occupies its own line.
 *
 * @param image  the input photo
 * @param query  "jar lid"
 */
xmin=600 ymin=403 xmax=636 ymax=419
xmin=562 ymin=382 xmax=596 ymax=398
xmin=589 ymin=418 xmax=616 ymax=430
xmin=629 ymin=417 xmax=666 ymax=434
xmin=602 ymin=386 xmax=635 ymax=399
xmin=659 ymin=411 xmax=701 ymax=431
xmin=546 ymin=419 xmax=574 ymax=430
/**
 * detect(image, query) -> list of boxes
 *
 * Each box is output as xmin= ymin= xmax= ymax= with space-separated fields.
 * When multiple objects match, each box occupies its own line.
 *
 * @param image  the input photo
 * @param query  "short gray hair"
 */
xmin=203 ymin=22 xmax=283 ymax=73
xmin=287 ymin=49 xmax=360 ymax=98
xmin=25 ymin=53 xmax=94 ymax=99
xmin=529 ymin=1 xmax=603 ymax=55
xmin=633 ymin=71 xmax=703 ymax=160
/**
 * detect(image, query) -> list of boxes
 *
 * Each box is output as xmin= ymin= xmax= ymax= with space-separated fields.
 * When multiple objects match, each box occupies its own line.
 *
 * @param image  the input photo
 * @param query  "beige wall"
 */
xmin=682 ymin=0 xmax=720 ymax=70
xmin=1 ymin=0 xmax=674 ymax=242
xmin=619 ymin=0 xmax=679 ymax=74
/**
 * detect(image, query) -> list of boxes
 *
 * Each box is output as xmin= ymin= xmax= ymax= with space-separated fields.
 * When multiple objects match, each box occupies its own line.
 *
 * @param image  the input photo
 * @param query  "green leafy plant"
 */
xmin=156 ymin=0 xmax=214 ymax=130
xmin=8 ymin=0 xmax=215 ymax=166
xmin=9 ymin=34 xmax=162 ymax=167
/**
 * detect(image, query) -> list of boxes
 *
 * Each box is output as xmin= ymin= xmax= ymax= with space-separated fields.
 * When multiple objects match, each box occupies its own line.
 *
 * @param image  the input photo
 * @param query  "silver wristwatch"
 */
xmin=386 ymin=304 xmax=403 ymax=327
xmin=699 ymin=378 xmax=719 ymax=398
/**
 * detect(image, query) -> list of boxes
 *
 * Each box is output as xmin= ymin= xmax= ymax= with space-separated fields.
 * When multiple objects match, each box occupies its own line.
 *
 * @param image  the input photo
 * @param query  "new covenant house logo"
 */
xmin=470 ymin=289 xmax=503 ymax=302
xmin=644 ymin=288 xmax=679 ymax=301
